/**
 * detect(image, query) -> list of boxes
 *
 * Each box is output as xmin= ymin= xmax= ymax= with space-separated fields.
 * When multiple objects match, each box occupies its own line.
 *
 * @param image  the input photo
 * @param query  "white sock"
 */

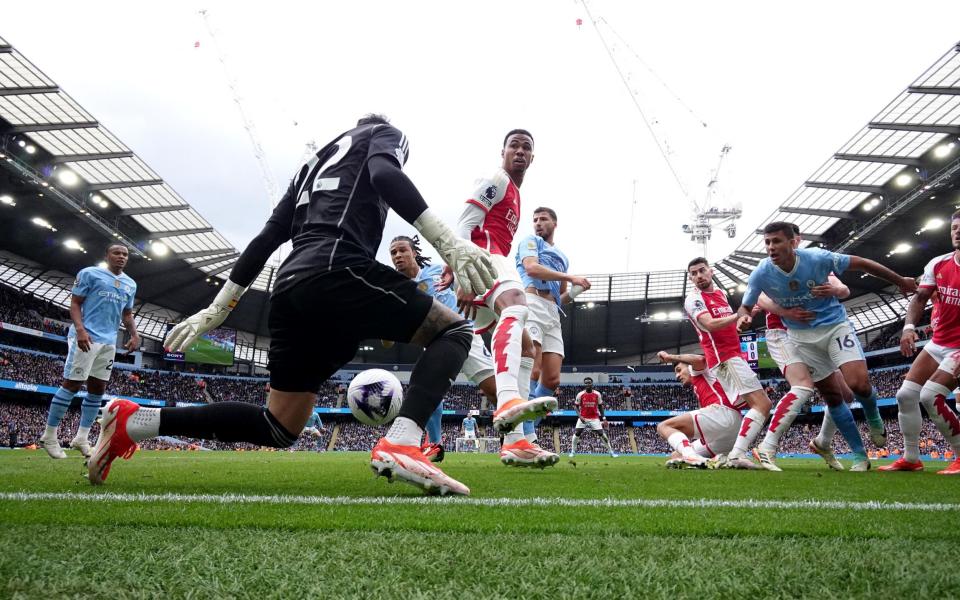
xmin=730 ymin=408 xmax=767 ymax=459
xmin=385 ymin=416 xmax=423 ymax=447
xmin=897 ymin=381 xmax=923 ymax=462
xmin=43 ymin=425 xmax=58 ymax=440
xmin=75 ymin=426 xmax=91 ymax=441
xmin=570 ymin=435 xmax=578 ymax=454
xmin=815 ymin=409 xmax=837 ymax=450
xmin=519 ymin=357 xmax=534 ymax=400
xmin=920 ymin=380 xmax=960 ymax=456
xmin=691 ymin=439 xmax=712 ymax=458
xmin=492 ymin=305 xmax=527 ymax=407
xmin=666 ymin=431 xmax=693 ymax=455
xmin=126 ymin=407 xmax=161 ymax=442
xmin=504 ymin=423 xmax=525 ymax=445
xmin=760 ymin=386 xmax=812 ymax=453
xmin=602 ymin=432 xmax=614 ymax=454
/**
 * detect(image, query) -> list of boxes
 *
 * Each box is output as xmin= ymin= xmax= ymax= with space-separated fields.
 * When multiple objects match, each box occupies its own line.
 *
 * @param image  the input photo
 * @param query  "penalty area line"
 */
xmin=0 ymin=491 xmax=959 ymax=512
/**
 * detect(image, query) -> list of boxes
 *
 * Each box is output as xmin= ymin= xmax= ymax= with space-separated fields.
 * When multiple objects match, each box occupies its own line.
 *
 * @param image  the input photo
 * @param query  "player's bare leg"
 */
xmin=838 ymin=359 xmax=886 ymax=447
xmin=879 ymin=350 xmax=939 ymax=471
xmin=754 ymin=363 xmax=814 ymax=471
xmin=657 ymin=415 xmax=707 ymax=467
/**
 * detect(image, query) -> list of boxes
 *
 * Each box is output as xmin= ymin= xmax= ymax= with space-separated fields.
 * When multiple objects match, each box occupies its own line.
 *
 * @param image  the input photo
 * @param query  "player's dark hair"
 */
xmin=952 ymin=209 xmax=960 ymax=221
xmin=534 ymin=207 xmax=557 ymax=222
xmin=357 ymin=113 xmax=390 ymax=126
xmin=687 ymin=257 xmax=709 ymax=270
xmin=763 ymin=221 xmax=796 ymax=239
xmin=391 ymin=235 xmax=430 ymax=268
xmin=791 ymin=223 xmax=801 ymax=235
xmin=584 ymin=377 xmax=593 ymax=384
xmin=503 ymin=129 xmax=534 ymax=147
xmin=105 ymin=242 xmax=128 ymax=255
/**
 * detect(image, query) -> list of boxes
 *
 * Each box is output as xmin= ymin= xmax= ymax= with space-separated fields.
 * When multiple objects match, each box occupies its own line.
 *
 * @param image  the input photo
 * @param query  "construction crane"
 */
xmin=681 ymin=144 xmax=741 ymax=258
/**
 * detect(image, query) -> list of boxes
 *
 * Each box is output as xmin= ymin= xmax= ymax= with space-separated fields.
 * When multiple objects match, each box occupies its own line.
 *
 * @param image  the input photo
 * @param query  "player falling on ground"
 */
xmin=39 ymin=244 xmax=139 ymax=460
xmin=568 ymin=378 xmax=617 ymax=457
xmin=515 ymin=207 xmax=590 ymax=450
xmin=388 ymin=234 xmax=497 ymax=463
xmin=683 ymin=257 xmax=769 ymax=469
xmin=462 ymin=412 xmax=479 ymax=452
xmin=88 ymin=114 xmax=497 ymax=496
xmin=739 ymin=221 xmax=916 ymax=471
xmin=452 ymin=129 xmax=559 ymax=467
xmin=656 ymin=351 xmax=744 ymax=468
xmin=880 ymin=210 xmax=960 ymax=475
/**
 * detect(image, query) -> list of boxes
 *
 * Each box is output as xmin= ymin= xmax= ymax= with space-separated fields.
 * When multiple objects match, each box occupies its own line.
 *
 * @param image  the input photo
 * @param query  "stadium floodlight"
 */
xmin=91 ymin=194 xmax=109 ymax=209
xmin=585 ymin=301 xmax=595 ymax=309
xmin=933 ymin=142 xmax=955 ymax=159
xmin=150 ymin=241 xmax=169 ymax=257
xmin=887 ymin=242 xmax=912 ymax=257
xmin=652 ymin=312 xmax=667 ymax=320
xmin=668 ymin=310 xmax=683 ymax=320
xmin=56 ymin=169 xmax=79 ymax=187
xmin=31 ymin=216 xmax=54 ymax=230
xmin=17 ymin=140 xmax=25 ymax=148
xmin=737 ymin=283 xmax=747 ymax=292
xmin=894 ymin=173 xmax=913 ymax=187
xmin=916 ymin=217 xmax=945 ymax=235
xmin=0 ymin=195 xmax=14 ymax=206
xmin=63 ymin=239 xmax=85 ymax=252
xmin=25 ymin=145 xmax=36 ymax=154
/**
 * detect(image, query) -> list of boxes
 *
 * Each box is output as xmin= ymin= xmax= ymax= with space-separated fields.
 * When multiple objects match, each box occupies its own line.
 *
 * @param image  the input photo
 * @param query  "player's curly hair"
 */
xmin=503 ymin=129 xmax=534 ymax=147
xmin=391 ymin=235 xmax=431 ymax=268
xmin=358 ymin=113 xmax=390 ymax=126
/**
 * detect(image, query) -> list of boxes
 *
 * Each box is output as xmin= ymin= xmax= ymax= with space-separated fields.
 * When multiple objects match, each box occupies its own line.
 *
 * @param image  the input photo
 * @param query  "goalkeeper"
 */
xmin=86 ymin=114 xmax=495 ymax=497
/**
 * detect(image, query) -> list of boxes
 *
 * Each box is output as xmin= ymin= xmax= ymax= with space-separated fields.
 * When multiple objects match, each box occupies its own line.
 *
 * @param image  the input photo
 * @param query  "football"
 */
xmin=347 ymin=369 xmax=403 ymax=426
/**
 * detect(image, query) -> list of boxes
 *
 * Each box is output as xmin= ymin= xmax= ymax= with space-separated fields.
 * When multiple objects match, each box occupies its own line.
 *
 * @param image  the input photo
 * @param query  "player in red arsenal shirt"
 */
xmin=882 ymin=210 xmax=960 ymax=474
xmin=656 ymin=351 xmax=745 ymax=468
xmin=683 ymin=257 xmax=770 ymax=469
xmin=568 ymin=377 xmax=617 ymax=457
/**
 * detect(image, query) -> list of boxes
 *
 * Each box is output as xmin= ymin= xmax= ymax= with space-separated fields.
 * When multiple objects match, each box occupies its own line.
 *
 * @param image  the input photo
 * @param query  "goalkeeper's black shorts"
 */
xmin=267 ymin=259 xmax=433 ymax=393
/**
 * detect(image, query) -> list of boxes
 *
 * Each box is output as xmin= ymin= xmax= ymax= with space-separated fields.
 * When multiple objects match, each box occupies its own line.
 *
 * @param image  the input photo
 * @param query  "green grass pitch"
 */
xmin=185 ymin=336 xmax=234 ymax=366
xmin=1 ymin=450 xmax=958 ymax=598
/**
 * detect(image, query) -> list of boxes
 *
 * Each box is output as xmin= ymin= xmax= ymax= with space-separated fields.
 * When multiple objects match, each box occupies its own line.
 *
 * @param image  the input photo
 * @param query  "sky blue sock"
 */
xmin=80 ymin=393 xmax=103 ymax=428
xmin=828 ymin=402 xmax=866 ymax=459
xmin=522 ymin=420 xmax=535 ymax=436
xmin=855 ymin=388 xmax=883 ymax=429
xmin=533 ymin=382 xmax=554 ymax=398
xmin=425 ymin=402 xmax=443 ymax=444
xmin=528 ymin=379 xmax=539 ymax=399
xmin=46 ymin=387 xmax=76 ymax=428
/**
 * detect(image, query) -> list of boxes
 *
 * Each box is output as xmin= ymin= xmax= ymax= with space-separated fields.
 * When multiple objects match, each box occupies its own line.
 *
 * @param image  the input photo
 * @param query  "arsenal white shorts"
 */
xmin=461 ymin=335 xmax=494 ymax=384
xmin=525 ymin=293 xmax=564 ymax=357
xmin=765 ymin=328 xmax=803 ymax=374
xmin=472 ymin=254 xmax=524 ymax=334
xmin=63 ymin=336 xmax=116 ymax=382
xmin=690 ymin=404 xmax=741 ymax=457
xmin=922 ymin=341 xmax=960 ymax=376
xmin=789 ymin=321 xmax=865 ymax=382
xmin=575 ymin=418 xmax=603 ymax=431
xmin=711 ymin=356 xmax=762 ymax=400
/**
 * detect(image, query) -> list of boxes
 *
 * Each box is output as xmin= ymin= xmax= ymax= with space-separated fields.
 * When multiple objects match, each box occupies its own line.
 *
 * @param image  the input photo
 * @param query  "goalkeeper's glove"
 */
xmin=414 ymin=209 xmax=496 ymax=296
xmin=164 ymin=280 xmax=246 ymax=351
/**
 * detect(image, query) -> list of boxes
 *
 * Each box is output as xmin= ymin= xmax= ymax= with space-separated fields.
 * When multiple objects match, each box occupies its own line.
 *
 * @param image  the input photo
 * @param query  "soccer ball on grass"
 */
xmin=347 ymin=369 xmax=403 ymax=426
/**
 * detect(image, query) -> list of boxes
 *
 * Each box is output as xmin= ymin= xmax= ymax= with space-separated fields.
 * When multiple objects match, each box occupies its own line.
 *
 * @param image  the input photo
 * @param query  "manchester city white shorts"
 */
xmin=788 ymin=321 xmax=865 ymax=382
xmin=575 ymin=417 xmax=603 ymax=431
xmin=461 ymin=335 xmax=495 ymax=384
xmin=525 ymin=293 xmax=564 ymax=357
xmin=765 ymin=328 xmax=803 ymax=374
xmin=690 ymin=403 xmax=741 ymax=457
xmin=711 ymin=355 xmax=762 ymax=400
xmin=63 ymin=336 xmax=116 ymax=382
xmin=473 ymin=254 xmax=524 ymax=334
xmin=921 ymin=341 xmax=960 ymax=376
xmin=463 ymin=430 xmax=477 ymax=440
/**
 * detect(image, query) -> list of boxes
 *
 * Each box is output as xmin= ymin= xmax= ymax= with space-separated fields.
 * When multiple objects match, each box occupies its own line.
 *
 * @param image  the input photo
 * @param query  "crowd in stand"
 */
xmin=0 ymin=285 xmax=71 ymax=336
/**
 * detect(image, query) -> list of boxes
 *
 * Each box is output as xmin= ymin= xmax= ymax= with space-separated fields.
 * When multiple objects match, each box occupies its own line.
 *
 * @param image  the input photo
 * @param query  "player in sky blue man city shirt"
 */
xmin=739 ymin=221 xmax=917 ymax=470
xmin=39 ymin=243 xmax=139 ymax=460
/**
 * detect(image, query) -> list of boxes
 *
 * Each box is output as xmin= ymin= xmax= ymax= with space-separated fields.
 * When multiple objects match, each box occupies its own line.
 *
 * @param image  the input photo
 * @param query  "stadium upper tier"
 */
xmin=1 ymin=36 xmax=959 ymax=364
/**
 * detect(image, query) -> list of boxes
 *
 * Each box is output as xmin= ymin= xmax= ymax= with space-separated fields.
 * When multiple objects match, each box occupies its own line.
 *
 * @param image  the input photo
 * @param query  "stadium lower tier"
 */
xmin=2 ymin=399 xmax=956 ymax=458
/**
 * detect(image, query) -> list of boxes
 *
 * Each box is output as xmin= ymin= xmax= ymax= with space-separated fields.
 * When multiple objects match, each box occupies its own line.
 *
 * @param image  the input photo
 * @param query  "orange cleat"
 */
xmin=500 ymin=438 xmax=559 ymax=468
xmin=87 ymin=399 xmax=140 ymax=485
xmin=877 ymin=457 xmax=924 ymax=472
xmin=370 ymin=438 xmax=469 ymax=495
xmin=492 ymin=397 xmax=557 ymax=433
xmin=420 ymin=442 xmax=445 ymax=463
xmin=936 ymin=458 xmax=960 ymax=475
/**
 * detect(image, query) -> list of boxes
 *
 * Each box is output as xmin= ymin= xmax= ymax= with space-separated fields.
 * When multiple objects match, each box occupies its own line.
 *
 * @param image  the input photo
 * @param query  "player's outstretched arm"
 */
xmin=368 ymin=156 xmax=496 ymax=295
xmin=166 ymin=184 xmax=296 ymax=351
xmin=900 ymin=286 xmax=934 ymax=357
xmin=657 ymin=351 xmax=706 ymax=372
xmin=846 ymin=255 xmax=917 ymax=294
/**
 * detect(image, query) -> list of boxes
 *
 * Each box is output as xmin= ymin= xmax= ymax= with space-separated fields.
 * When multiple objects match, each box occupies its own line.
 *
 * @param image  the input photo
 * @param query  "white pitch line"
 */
xmin=1 ymin=491 xmax=959 ymax=512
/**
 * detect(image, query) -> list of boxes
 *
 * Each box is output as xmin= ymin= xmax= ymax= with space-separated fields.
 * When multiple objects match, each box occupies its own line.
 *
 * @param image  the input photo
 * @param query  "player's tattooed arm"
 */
xmin=410 ymin=299 xmax=463 ymax=347
xmin=696 ymin=311 xmax=744 ymax=333
xmin=900 ymin=286 xmax=934 ymax=357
